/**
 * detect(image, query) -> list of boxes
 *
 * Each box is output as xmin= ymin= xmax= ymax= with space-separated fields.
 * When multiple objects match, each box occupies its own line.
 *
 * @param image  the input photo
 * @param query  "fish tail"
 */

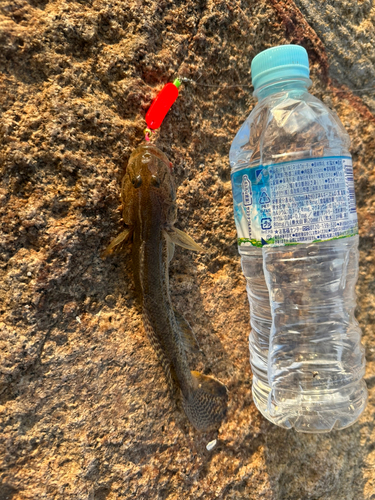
xmin=182 ymin=371 xmax=228 ymax=431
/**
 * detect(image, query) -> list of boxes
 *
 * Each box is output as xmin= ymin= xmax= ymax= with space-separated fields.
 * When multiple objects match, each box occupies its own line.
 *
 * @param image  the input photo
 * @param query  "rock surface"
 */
xmin=0 ymin=0 xmax=374 ymax=499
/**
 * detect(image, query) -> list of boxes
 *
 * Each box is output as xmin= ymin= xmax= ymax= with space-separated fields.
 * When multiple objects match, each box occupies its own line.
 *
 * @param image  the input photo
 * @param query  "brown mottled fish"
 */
xmin=103 ymin=144 xmax=228 ymax=431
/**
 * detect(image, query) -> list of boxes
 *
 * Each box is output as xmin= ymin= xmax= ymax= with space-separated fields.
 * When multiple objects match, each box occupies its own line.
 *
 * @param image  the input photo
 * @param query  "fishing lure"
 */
xmin=145 ymin=79 xmax=181 ymax=131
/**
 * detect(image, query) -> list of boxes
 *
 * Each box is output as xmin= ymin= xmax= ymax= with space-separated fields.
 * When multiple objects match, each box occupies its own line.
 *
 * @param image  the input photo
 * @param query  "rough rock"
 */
xmin=0 ymin=0 xmax=374 ymax=499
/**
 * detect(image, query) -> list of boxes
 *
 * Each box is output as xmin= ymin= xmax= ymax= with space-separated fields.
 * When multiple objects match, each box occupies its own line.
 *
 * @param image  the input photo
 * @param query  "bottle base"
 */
xmin=252 ymin=377 xmax=368 ymax=433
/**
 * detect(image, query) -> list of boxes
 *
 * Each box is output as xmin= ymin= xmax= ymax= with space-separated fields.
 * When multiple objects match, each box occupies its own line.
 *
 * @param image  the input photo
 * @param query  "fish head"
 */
xmin=122 ymin=144 xmax=177 ymax=225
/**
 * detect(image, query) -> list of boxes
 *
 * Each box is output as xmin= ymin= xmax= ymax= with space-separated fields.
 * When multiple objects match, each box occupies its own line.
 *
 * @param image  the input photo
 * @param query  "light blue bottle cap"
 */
xmin=251 ymin=45 xmax=310 ymax=91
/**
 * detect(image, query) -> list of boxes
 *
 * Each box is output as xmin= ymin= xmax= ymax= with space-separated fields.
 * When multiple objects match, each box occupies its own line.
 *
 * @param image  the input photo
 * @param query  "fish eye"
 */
xmin=150 ymin=175 xmax=161 ymax=188
xmin=131 ymin=175 xmax=142 ymax=188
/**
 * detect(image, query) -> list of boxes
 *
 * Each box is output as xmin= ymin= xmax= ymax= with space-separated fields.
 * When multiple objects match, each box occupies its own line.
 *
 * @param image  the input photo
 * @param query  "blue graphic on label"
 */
xmin=231 ymin=165 xmax=273 ymax=246
xmin=261 ymin=218 xmax=272 ymax=230
xmin=259 ymin=189 xmax=271 ymax=205
xmin=241 ymin=175 xmax=252 ymax=237
xmin=255 ymin=169 xmax=263 ymax=182
xmin=231 ymin=157 xmax=358 ymax=247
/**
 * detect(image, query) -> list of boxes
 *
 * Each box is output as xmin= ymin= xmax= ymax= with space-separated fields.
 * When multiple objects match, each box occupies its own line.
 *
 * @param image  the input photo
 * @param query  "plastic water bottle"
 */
xmin=230 ymin=45 xmax=367 ymax=432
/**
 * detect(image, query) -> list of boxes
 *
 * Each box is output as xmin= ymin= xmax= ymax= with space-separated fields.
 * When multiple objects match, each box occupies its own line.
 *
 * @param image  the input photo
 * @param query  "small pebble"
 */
xmin=76 ymin=316 xmax=81 ymax=324
xmin=206 ymin=439 xmax=217 ymax=451
xmin=105 ymin=294 xmax=115 ymax=306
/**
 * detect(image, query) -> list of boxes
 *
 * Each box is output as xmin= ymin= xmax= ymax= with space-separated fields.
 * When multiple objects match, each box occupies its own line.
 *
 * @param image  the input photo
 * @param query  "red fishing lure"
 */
xmin=145 ymin=79 xmax=181 ymax=131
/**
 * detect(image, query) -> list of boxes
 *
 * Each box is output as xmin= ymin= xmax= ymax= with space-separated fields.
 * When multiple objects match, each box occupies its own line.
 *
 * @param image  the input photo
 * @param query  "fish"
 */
xmin=103 ymin=143 xmax=228 ymax=431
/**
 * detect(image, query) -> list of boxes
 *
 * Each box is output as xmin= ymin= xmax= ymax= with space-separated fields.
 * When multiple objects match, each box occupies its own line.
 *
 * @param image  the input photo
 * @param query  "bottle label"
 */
xmin=231 ymin=156 xmax=358 ymax=247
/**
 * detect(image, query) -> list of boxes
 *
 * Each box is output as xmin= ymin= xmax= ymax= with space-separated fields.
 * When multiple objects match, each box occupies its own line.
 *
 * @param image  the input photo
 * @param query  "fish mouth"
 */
xmin=129 ymin=143 xmax=170 ymax=167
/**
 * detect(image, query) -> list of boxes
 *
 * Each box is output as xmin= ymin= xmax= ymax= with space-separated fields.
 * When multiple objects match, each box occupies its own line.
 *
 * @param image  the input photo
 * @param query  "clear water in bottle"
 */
xmin=230 ymin=45 xmax=367 ymax=432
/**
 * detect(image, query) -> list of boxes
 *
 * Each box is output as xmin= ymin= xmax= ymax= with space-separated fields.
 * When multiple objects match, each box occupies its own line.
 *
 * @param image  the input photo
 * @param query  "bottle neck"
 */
xmin=254 ymin=77 xmax=312 ymax=101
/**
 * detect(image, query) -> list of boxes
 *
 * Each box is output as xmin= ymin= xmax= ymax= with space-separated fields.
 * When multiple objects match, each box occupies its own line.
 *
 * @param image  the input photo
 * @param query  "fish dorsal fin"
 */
xmin=101 ymin=227 xmax=133 ymax=258
xmin=174 ymin=309 xmax=200 ymax=354
xmin=164 ymin=227 xmax=205 ymax=253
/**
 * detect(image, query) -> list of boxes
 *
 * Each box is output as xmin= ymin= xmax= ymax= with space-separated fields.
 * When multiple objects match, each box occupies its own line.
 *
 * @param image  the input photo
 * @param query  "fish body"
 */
xmin=104 ymin=144 xmax=227 ymax=431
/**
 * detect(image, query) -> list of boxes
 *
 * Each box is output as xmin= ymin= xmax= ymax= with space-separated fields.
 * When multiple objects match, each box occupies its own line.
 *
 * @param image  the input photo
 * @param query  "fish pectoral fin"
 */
xmin=163 ymin=231 xmax=175 ymax=263
xmin=164 ymin=227 xmax=205 ymax=253
xmin=101 ymin=227 xmax=133 ymax=258
xmin=174 ymin=309 xmax=200 ymax=354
